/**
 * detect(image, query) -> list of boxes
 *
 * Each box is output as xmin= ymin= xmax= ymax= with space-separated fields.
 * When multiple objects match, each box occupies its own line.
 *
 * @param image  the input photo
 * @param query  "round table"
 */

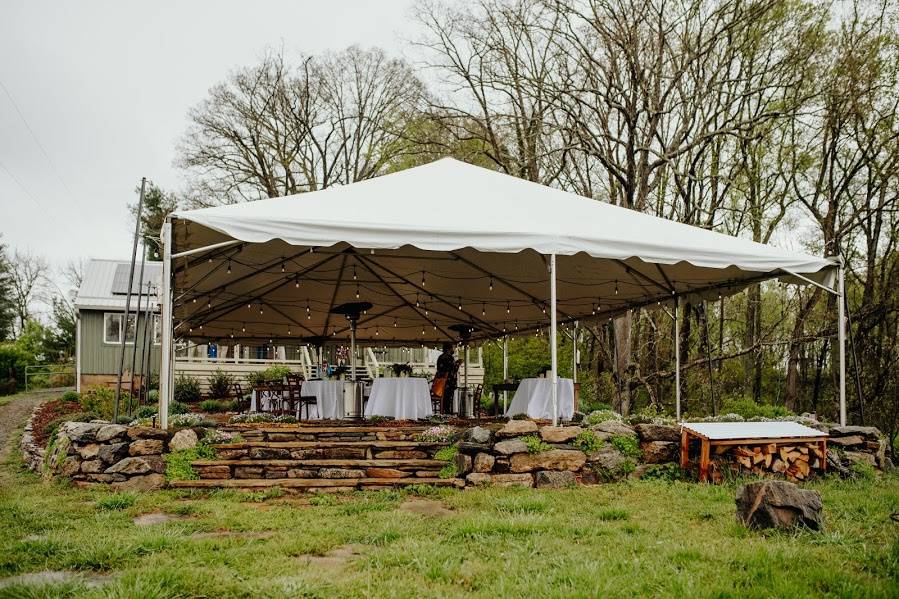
xmin=505 ymin=377 xmax=575 ymax=420
xmin=364 ymin=377 xmax=433 ymax=420
xmin=301 ymin=380 xmax=349 ymax=420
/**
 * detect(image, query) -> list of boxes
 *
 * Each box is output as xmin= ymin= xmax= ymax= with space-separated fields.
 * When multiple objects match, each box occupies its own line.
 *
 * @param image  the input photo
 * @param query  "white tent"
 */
xmin=157 ymin=158 xmax=844 ymax=427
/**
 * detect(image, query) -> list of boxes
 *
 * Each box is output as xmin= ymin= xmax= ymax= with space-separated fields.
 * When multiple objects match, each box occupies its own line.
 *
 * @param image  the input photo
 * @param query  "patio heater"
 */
xmin=449 ymin=324 xmax=478 ymax=417
xmin=330 ymin=302 xmax=372 ymax=418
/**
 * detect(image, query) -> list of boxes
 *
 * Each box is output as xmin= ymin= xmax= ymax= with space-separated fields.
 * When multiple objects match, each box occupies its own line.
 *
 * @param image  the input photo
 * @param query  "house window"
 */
xmin=103 ymin=313 xmax=137 ymax=344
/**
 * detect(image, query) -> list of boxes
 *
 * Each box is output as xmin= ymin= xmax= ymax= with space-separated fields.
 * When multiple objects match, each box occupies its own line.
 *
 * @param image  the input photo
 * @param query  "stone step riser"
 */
xmin=196 ymin=465 xmax=442 ymax=481
xmin=216 ymin=447 xmax=440 ymax=461
xmin=171 ymin=477 xmax=464 ymax=492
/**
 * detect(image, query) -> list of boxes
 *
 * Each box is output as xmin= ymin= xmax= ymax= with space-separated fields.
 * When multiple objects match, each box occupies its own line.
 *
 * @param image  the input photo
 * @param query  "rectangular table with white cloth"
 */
xmin=505 ymin=377 xmax=575 ymax=420
xmin=364 ymin=377 xmax=433 ymax=420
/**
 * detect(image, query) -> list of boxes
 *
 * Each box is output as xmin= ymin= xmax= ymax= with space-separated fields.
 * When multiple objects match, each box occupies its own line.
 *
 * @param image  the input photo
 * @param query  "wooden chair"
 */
xmin=471 ymin=384 xmax=484 ymax=419
xmin=295 ymin=380 xmax=318 ymax=420
xmin=255 ymin=383 xmax=286 ymax=414
xmin=430 ymin=375 xmax=448 ymax=414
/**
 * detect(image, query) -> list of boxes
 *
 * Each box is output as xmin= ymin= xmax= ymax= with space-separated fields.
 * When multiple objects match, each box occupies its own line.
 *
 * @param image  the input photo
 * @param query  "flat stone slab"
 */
xmin=0 ymin=570 xmax=114 ymax=589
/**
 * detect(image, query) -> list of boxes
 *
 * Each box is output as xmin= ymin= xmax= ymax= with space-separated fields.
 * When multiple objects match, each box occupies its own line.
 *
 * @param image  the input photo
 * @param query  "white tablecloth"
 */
xmin=301 ymin=380 xmax=347 ymax=420
xmin=505 ymin=377 xmax=575 ymax=420
xmin=365 ymin=377 xmax=433 ymax=420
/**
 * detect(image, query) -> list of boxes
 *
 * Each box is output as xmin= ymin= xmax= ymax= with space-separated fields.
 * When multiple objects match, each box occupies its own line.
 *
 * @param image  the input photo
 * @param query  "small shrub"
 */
xmin=96 ymin=492 xmax=137 ymax=511
xmin=584 ymin=409 xmax=622 ymax=426
xmin=79 ymin=385 xmax=118 ymax=420
xmin=164 ymin=444 xmax=217 ymax=481
xmin=434 ymin=444 xmax=459 ymax=462
xmin=851 ymin=462 xmax=876 ymax=481
xmin=522 ymin=435 xmax=552 ymax=454
xmin=173 ymin=374 xmax=201 ymax=404
xmin=207 ymin=368 xmax=235 ymax=399
xmin=511 ymin=413 xmax=529 ymax=420
xmin=619 ymin=459 xmax=636 ymax=476
xmin=611 ymin=435 xmax=641 ymax=459
xmin=147 ymin=389 xmax=159 ymax=403
xmin=309 ymin=494 xmax=337 ymax=507
xmin=229 ymin=413 xmax=297 ymax=424
xmin=573 ymin=430 xmax=604 ymax=453
xmin=717 ymin=398 xmax=795 ymax=420
xmin=438 ymin=462 xmax=458 ymax=479
xmin=368 ymin=415 xmax=390 ymax=424
xmin=169 ymin=401 xmax=189 ymax=415
xmin=640 ymin=462 xmax=683 ymax=482
xmin=134 ymin=405 xmax=157 ymax=419
xmin=199 ymin=399 xmax=235 ymax=413
xmin=61 ymin=390 xmax=80 ymax=403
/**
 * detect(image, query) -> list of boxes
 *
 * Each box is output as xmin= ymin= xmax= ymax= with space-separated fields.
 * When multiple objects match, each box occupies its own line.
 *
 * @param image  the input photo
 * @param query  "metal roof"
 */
xmin=75 ymin=259 xmax=161 ymax=312
xmin=680 ymin=421 xmax=827 ymax=440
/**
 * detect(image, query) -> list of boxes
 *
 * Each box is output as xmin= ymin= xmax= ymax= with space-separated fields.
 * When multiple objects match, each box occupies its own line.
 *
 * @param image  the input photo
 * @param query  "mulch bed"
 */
xmin=30 ymin=399 xmax=82 ymax=448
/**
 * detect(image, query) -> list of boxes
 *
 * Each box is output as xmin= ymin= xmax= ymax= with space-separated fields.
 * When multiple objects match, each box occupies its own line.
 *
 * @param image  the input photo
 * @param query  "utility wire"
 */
xmin=0 ymin=78 xmax=75 ymax=197
xmin=0 ymin=157 xmax=61 ymax=226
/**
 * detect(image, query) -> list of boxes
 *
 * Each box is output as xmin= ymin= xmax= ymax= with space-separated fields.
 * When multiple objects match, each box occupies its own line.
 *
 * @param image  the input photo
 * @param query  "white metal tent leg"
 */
xmin=502 ymin=336 xmax=509 ymax=413
xmin=838 ymin=264 xmax=847 ymax=426
xmin=550 ymin=254 xmax=559 ymax=426
xmin=674 ymin=295 xmax=681 ymax=422
xmin=158 ymin=221 xmax=173 ymax=430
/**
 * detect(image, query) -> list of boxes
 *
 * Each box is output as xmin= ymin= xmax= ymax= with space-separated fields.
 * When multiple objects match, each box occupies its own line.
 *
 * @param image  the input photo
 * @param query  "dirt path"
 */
xmin=0 ymin=388 xmax=66 ymax=463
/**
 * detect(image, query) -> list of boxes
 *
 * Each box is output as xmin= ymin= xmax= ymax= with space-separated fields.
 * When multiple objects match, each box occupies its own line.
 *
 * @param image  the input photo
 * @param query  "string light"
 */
xmin=207 ymin=298 xmax=211 ymax=309
xmin=592 ymin=304 xmax=597 ymax=315
xmin=506 ymin=302 xmax=511 ymax=314
xmin=356 ymin=284 xmax=360 ymax=299
xmin=306 ymin=301 xmax=311 ymax=319
xmin=287 ymin=327 xmax=292 ymax=335
xmin=415 ymin=294 xmax=420 ymax=308
xmin=615 ymin=280 xmax=619 ymax=295
xmin=259 ymin=305 xmax=264 ymax=315
xmin=352 ymin=265 xmax=357 ymax=280
xmin=489 ymin=275 xmax=493 ymax=291
xmin=482 ymin=303 xmax=486 ymax=316
xmin=421 ymin=270 xmax=426 ymax=287
xmin=247 ymin=303 xmax=252 ymax=310
xmin=241 ymin=323 xmax=246 ymax=333
xmin=227 ymin=261 xmax=231 ymax=274
xmin=542 ymin=303 xmax=546 ymax=314
xmin=295 ymin=276 xmax=300 ymax=289
xmin=458 ymin=298 xmax=462 ymax=311
xmin=281 ymin=261 xmax=285 ymax=273
xmin=393 ymin=319 xmax=397 ymax=328
xmin=192 ymin=297 xmax=197 ymax=304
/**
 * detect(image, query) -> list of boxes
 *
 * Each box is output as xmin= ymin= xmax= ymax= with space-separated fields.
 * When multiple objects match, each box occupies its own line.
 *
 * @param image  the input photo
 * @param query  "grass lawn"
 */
xmin=0 ymin=456 xmax=896 ymax=599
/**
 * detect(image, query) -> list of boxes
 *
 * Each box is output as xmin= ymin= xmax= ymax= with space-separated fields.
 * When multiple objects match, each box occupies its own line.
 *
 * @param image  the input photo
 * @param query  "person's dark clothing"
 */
xmin=436 ymin=350 xmax=458 ymax=413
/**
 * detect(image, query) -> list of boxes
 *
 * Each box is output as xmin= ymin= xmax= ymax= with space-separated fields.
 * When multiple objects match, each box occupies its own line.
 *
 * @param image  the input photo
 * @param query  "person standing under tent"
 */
xmin=435 ymin=342 xmax=459 ymax=414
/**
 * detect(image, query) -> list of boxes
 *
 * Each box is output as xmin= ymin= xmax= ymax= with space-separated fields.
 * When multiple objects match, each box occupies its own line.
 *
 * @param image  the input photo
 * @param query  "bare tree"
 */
xmin=178 ymin=47 xmax=427 ymax=206
xmin=9 ymin=250 xmax=48 ymax=334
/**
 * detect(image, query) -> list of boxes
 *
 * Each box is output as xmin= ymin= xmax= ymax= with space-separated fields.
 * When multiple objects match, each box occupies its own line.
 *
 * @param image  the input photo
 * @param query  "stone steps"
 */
xmin=222 ymin=426 xmax=429 ymax=434
xmin=210 ymin=440 xmax=446 ymax=449
xmin=170 ymin=477 xmax=463 ymax=490
xmin=192 ymin=458 xmax=444 ymax=468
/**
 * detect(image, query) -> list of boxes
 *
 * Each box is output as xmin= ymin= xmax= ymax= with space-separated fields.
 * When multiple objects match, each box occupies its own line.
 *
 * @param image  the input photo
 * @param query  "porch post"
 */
xmin=549 ymin=254 xmax=559 ymax=426
xmin=502 ymin=335 xmax=509 ymax=413
xmin=572 ymin=321 xmax=578 ymax=383
xmin=838 ymin=262 xmax=847 ymax=426
xmin=674 ymin=295 xmax=681 ymax=421
xmin=158 ymin=220 xmax=173 ymax=430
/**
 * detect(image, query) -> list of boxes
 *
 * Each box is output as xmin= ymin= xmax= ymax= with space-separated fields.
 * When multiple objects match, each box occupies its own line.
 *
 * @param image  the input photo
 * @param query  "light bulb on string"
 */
xmin=227 ymin=261 xmax=231 ymax=274
xmin=458 ymin=298 xmax=462 ymax=311
xmin=355 ymin=284 xmax=360 ymax=299
xmin=247 ymin=303 xmax=252 ymax=310
xmin=592 ymin=304 xmax=597 ymax=315
xmin=393 ymin=319 xmax=397 ymax=328
xmin=259 ymin=305 xmax=264 ymax=315
xmin=489 ymin=276 xmax=494 ymax=292
xmin=287 ymin=327 xmax=291 ymax=335
xmin=482 ymin=303 xmax=486 ymax=316
xmin=506 ymin=302 xmax=511 ymax=314
xmin=192 ymin=297 xmax=197 ymax=304
xmin=241 ymin=323 xmax=246 ymax=333
xmin=281 ymin=261 xmax=285 ymax=273
xmin=207 ymin=298 xmax=212 ymax=309
xmin=352 ymin=265 xmax=357 ymax=280
xmin=295 ymin=276 xmax=300 ymax=289
xmin=615 ymin=280 xmax=619 ymax=295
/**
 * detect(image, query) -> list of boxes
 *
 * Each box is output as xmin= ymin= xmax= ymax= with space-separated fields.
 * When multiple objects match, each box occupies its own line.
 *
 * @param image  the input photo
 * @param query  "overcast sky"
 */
xmin=0 ymin=0 xmax=418 ymax=295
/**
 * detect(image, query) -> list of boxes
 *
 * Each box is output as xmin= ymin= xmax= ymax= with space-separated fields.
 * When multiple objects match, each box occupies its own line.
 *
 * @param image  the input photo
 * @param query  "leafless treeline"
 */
xmin=177 ymin=0 xmax=899 ymax=440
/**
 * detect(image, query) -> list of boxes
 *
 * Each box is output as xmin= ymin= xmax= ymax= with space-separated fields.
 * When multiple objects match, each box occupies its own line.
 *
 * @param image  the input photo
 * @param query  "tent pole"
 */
xmin=463 ymin=343 xmax=469 ymax=417
xmin=838 ymin=262 xmax=846 ymax=426
xmin=674 ymin=295 xmax=681 ymax=421
xmin=550 ymin=254 xmax=559 ymax=426
xmin=115 ymin=176 xmax=146 ymax=422
xmin=572 ymin=321 xmax=578 ymax=383
xmin=158 ymin=220 xmax=173 ymax=430
xmin=502 ymin=335 xmax=509 ymax=413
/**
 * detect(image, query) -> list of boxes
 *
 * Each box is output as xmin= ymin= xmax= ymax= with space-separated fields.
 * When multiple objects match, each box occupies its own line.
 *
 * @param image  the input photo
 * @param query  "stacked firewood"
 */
xmin=717 ymin=443 xmax=825 ymax=482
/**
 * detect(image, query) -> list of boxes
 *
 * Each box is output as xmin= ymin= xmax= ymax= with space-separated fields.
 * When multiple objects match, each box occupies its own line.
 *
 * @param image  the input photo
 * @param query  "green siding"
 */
xmin=79 ymin=309 xmax=160 ymax=375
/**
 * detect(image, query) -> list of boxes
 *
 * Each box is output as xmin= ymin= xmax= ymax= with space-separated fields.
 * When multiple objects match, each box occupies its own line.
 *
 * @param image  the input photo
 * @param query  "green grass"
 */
xmin=0 ymin=455 xmax=896 ymax=598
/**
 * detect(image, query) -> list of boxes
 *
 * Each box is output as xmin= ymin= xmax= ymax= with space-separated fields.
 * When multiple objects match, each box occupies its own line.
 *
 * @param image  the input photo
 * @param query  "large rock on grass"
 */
xmin=735 ymin=480 xmax=823 ymax=530
xmin=112 ymin=473 xmax=166 ymax=491
xmin=587 ymin=446 xmax=627 ymax=471
xmin=473 ymin=452 xmax=495 ymax=473
xmin=454 ymin=453 xmax=473 ymax=476
xmin=510 ymin=450 xmax=586 ymax=473
xmin=106 ymin=457 xmax=153 ymax=475
xmin=496 ymin=420 xmax=538 ymax=437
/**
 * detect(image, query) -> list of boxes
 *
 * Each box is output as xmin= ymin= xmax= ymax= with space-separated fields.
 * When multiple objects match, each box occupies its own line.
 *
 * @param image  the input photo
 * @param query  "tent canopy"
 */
xmin=167 ymin=158 xmax=836 ymax=345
